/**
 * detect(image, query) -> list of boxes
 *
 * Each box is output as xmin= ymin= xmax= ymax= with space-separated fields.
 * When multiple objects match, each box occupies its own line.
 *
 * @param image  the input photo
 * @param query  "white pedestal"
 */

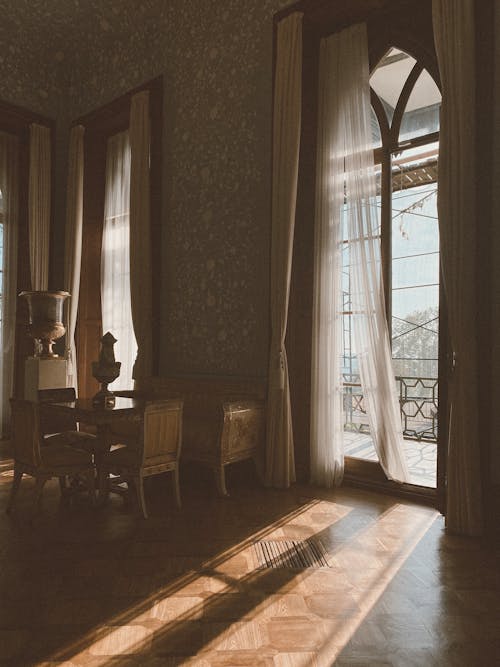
xmin=24 ymin=357 xmax=68 ymax=401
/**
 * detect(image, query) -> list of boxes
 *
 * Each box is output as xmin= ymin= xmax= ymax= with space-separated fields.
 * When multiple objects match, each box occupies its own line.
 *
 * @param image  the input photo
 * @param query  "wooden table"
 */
xmin=42 ymin=396 xmax=143 ymax=431
xmin=42 ymin=396 xmax=144 ymax=500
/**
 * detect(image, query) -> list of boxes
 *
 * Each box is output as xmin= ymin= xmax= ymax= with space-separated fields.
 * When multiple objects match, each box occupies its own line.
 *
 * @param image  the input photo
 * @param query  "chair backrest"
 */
xmin=10 ymin=399 xmax=42 ymax=468
xmin=142 ymin=399 xmax=183 ymax=465
xmin=38 ymin=387 xmax=77 ymax=434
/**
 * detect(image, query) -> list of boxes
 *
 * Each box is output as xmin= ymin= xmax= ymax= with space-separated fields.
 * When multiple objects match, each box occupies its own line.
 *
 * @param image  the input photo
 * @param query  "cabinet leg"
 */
xmin=172 ymin=468 xmax=182 ymax=508
xmin=214 ymin=466 xmax=228 ymax=497
xmin=135 ymin=475 xmax=148 ymax=518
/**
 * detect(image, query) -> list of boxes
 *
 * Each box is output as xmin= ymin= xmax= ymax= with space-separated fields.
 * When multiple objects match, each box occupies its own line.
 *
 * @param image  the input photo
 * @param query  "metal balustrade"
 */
xmin=343 ymin=374 xmax=438 ymax=443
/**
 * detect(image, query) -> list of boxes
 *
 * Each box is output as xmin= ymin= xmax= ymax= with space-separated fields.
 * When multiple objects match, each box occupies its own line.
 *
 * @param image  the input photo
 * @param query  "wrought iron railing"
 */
xmin=343 ymin=374 xmax=438 ymax=443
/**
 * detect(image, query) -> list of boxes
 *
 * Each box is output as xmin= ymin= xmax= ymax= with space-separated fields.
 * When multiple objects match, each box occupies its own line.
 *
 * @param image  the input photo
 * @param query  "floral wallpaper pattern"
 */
xmin=0 ymin=0 xmax=294 ymax=377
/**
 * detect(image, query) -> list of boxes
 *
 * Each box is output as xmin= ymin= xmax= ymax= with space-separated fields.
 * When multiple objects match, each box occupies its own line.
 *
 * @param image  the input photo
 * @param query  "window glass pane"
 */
xmin=391 ymin=143 xmax=439 ymax=490
xmin=391 ymin=162 xmax=439 ymax=381
xmin=391 ymin=145 xmax=439 ymax=487
xmin=370 ymin=48 xmax=416 ymax=126
xmin=342 ymin=184 xmax=382 ymax=463
xmin=101 ymin=130 xmax=137 ymax=390
xmin=399 ymin=70 xmax=441 ymax=142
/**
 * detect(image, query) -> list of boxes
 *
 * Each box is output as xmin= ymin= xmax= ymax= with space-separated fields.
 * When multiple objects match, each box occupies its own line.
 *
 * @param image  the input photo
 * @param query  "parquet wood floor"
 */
xmin=0 ymin=460 xmax=498 ymax=666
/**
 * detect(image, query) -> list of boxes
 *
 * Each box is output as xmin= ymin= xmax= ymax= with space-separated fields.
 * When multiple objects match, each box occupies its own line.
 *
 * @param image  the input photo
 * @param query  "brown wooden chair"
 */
xmin=7 ymin=399 xmax=96 ymax=515
xmin=100 ymin=399 xmax=183 ymax=518
xmin=37 ymin=387 xmax=97 ymax=452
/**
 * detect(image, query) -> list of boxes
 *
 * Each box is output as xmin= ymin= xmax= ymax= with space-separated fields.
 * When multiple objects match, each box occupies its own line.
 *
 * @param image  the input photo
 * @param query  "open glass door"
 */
xmin=343 ymin=48 xmax=443 ymax=493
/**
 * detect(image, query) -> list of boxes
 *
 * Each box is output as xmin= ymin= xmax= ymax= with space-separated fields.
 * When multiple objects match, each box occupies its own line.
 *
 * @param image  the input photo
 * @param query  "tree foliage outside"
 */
xmin=391 ymin=305 xmax=438 ymax=379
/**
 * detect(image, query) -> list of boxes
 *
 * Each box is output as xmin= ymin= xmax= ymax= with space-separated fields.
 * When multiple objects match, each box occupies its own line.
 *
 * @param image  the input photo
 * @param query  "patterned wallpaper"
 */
xmin=0 ymin=0 xmax=295 ymax=377
xmin=0 ymin=1 xmax=66 ymax=117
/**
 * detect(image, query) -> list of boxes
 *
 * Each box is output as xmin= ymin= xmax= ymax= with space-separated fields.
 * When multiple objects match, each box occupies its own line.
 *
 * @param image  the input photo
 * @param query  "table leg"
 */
xmin=95 ymin=424 xmax=112 ymax=504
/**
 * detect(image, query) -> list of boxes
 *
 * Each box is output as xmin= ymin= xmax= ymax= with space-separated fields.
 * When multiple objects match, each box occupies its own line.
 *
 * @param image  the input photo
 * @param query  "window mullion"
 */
xmin=381 ymin=146 xmax=392 ymax=340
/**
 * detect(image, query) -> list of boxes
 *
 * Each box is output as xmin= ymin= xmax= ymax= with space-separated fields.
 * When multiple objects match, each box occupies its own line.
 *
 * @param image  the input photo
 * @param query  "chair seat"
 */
xmin=8 ymin=398 xmax=97 ymax=515
xmin=102 ymin=445 xmax=175 ymax=470
xmin=40 ymin=443 xmax=93 ymax=467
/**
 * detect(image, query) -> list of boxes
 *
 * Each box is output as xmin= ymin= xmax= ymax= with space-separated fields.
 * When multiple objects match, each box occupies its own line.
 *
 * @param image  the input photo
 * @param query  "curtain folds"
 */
xmin=101 ymin=130 xmax=137 ymax=390
xmin=129 ymin=90 xmax=153 ymax=380
xmin=310 ymin=34 xmax=345 ymax=487
xmin=433 ymin=0 xmax=482 ymax=536
xmin=64 ymin=125 xmax=85 ymax=391
xmin=311 ymin=23 xmax=409 ymax=486
xmin=29 ymin=123 xmax=51 ymax=291
xmin=265 ymin=11 xmax=303 ymax=488
xmin=0 ymin=132 xmax=19 ymax=437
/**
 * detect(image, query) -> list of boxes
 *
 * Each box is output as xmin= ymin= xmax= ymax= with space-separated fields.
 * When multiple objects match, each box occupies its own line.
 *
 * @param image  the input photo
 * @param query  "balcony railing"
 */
xmin=343 ymin=374 xmax=438 ymax=443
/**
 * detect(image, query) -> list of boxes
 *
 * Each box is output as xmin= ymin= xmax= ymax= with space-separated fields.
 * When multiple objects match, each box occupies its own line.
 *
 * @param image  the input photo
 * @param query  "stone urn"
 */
xmin=20 ymin=290 xmax=70 ymax=358
xmin=92 ymin=332 xmax=121 ymax=407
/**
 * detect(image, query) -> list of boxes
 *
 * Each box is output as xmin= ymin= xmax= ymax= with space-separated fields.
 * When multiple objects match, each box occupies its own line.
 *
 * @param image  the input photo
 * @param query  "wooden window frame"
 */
xmin=76 ymin=77 xmax=162 ymax=399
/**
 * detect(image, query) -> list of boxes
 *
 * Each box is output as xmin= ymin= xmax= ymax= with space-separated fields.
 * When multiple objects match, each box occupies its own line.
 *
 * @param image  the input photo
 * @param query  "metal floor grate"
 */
xmin=253 ymin=539 xmax=331 ymax=569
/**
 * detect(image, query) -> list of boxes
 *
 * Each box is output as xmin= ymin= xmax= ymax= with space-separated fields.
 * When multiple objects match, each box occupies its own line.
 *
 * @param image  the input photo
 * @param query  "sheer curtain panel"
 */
xmin=28 ymin=123 xmax=51 ymax=290
xmin=101 ymin=131 xmax=137 ymax=390
xmin=311 ymin=23 xmax=409 ymax=485
xmin=265 ymin=11 xmax=303 ymax=488
xmin=0 ymin=132 xmax=19 ymax=436
xmin=129 ymin=90 xmax=153 ymax=380
xmin=433 ymin=0 xmax=482 ymax=536
xmin=64 ymin=125 xmax=85 ymax=391
xmin=310 ymin=34 xmax=346 ymax=487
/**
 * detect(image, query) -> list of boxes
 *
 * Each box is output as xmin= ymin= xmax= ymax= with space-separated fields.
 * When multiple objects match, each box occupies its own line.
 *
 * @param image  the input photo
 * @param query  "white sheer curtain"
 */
xmin=129 ymin=90 xmax=152 ymax=380
xmin=310 ymin=33 xmax=345 ymax=487
xmin=0 ymin=132 xmax=19 ymax=437
xmin=433 ymin=0 xmax=482 ymax=536
xmin=64 ymin=125 xmax=84 ymax=391
xmin=29 ymin=123 xmax=51 ymax=291
xmin=101 ymin=130 xmax=137 ymax=390
xmin=311 ymin=23 xmax=409 ymax=486
xmin=266 ymin=11 xmax=303 ymax=488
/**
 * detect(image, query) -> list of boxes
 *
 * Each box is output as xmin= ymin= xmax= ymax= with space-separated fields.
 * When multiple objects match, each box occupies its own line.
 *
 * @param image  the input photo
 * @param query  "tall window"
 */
xmin=101 ymin=130 xmax=137 ymax=389
xmin=343 ymin=48 xmax=441 ymax=488
xmin=77 ymin=78 xmax=161 ymax=399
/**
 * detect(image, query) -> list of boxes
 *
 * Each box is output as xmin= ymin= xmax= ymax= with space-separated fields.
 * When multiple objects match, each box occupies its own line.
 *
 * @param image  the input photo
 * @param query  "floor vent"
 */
xmin=253 ymin=539 xmax=331 ymax=569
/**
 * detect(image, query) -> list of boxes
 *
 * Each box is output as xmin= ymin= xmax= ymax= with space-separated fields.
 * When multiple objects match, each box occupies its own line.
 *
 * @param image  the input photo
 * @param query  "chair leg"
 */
xmin=6 ymin=468 xmax=23 ymax=514
xmin=97 ymin=466 xmax=109 ymax=504
xmin=59 ymin=476 xmax=68 ymax=496
xmin=172 ymin=467 xmax=181 ymax=508
xmin=135 ymin=474 xmax=148 ymax=519
xmin=32 ymin=476 xmax=47 ymax=514
xmin=214 ymin=465 xmax=228 ymax=497
xmin=85 ymin=469 xmax=96 ymax=507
